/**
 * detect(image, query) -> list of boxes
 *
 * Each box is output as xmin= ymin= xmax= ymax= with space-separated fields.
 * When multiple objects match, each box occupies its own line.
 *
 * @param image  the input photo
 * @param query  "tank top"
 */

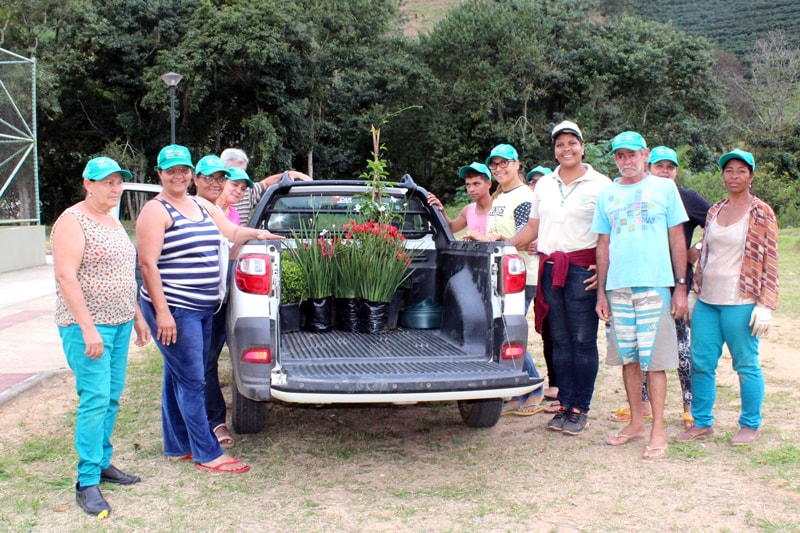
xmin=53 ymin=208 xmax=137 ymax=326
xmin=465 ymin=203 xmax=488 ymax=234
xmin=140 ymin=198 xmax=223 ymax=311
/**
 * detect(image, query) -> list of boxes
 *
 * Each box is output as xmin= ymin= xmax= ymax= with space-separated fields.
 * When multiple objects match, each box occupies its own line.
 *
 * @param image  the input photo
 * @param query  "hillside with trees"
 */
xmin=606 ymin=0 xmax=800 ymax=57
xmin=1 ymin=0 xmax=798 ymax=225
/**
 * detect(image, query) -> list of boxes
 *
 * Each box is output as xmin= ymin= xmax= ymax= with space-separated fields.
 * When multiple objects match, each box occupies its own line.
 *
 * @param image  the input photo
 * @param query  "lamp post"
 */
xmin=160 ymin=72 xmax=183 ymax=144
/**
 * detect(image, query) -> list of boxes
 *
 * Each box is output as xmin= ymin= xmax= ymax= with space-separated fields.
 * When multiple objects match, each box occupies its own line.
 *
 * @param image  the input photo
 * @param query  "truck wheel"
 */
xmin=231 ymin=385 xmax=265 ymax=434
xmin=457 ymin=398 xmax=503 ymax=428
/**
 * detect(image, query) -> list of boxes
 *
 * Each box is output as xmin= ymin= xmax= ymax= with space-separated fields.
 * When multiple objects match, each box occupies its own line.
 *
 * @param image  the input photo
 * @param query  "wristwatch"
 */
xmin=675 ymin=277 xmax=687 ymax=285
xmin=694 ymin=241 xmax=703 ymax=250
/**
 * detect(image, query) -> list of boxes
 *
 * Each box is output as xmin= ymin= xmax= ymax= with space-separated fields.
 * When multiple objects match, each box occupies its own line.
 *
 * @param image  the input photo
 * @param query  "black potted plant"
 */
xmin=280 ymin=254 xmax=307 ymax=333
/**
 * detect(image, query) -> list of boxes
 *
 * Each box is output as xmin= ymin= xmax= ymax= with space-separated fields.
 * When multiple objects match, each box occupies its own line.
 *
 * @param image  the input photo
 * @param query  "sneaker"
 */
xmin=562 ymin=409 xmax=589 ymax=436
xmin=547 ymin=407 xmax=568 ymax=431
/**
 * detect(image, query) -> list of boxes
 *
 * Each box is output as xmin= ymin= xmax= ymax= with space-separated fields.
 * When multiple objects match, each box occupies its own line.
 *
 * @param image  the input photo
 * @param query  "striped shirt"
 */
xmin=140 ymin=198 xmax=222 ymax=310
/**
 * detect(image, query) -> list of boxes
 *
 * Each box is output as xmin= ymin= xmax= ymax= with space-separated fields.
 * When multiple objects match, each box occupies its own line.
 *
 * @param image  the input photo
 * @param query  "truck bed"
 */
xmin=275 ymin=328 xmax=531 ymax=394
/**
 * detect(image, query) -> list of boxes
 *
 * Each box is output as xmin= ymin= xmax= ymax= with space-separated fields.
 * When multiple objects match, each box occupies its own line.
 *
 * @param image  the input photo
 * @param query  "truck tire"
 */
xmin=231 ymin=385 xmax=265 ymax=434
xmin=457 ymin=398 xmax=503 ymax=428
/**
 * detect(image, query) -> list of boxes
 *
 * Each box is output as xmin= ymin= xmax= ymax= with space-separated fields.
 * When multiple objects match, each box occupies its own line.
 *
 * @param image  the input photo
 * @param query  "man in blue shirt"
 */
xmin=592 ymin=132 xmax=689 ymax=459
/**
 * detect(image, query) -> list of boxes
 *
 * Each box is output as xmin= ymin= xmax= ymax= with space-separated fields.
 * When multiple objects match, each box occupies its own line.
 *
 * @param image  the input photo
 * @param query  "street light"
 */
xmin=160 ymin=72 xmax=183 ymax=144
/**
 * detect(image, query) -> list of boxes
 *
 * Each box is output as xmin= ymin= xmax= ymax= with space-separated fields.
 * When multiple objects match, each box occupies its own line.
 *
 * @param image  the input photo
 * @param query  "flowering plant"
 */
xmin=343 ymin=220 xmax=412 ymax=303
xmin=287 ymin=229 xmax=335 ymax=299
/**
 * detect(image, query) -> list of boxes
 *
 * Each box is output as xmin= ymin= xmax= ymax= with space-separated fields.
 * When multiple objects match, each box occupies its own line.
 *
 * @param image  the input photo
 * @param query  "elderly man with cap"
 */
xmin=592 ymin=132 xmax=688 ymax=459
xmin=622 ymin=146 xmax=711 ymax=430
xmin=221 ymin=148 xmax=311 ymax=227
xmin=510 ymin=121 xmax=611 ymax=434
xmin=427 ymin=162 xmax=493 ymax=238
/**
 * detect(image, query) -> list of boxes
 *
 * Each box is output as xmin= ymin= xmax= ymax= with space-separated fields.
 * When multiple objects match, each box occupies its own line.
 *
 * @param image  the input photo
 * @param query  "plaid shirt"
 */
xmin=694 ymin=196 xmax=779 ymax=310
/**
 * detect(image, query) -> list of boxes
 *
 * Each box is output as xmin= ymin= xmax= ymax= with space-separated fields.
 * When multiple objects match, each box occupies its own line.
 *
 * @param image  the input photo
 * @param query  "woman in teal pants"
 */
xmin=52 ymin=157 xmax=150 ymax=517
xmin=677 ymin=149 xmax=778 ymax=446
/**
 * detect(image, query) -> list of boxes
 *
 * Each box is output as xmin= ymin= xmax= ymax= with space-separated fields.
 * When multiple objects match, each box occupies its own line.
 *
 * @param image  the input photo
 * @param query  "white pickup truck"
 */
xmin=226 ymin=174 xmax=542 ymax=434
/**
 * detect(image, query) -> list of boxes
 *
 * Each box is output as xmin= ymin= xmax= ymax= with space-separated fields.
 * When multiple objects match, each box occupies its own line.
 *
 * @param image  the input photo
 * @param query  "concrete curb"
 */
xmin=0 ymin=369 xmax=71 ymax=406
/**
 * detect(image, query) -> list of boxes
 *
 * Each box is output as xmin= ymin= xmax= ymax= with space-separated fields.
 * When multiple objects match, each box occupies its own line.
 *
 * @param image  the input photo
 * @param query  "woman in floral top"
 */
xmin=52 ymin=157 xmax=150 ymax=517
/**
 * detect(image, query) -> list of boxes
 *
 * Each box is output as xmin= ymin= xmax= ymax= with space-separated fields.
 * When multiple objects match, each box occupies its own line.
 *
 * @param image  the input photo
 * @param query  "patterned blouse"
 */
xmin=694 ymin=196 xmax=779 ymax=310
xmin=53 ymin=208 xmax=137 ymax=326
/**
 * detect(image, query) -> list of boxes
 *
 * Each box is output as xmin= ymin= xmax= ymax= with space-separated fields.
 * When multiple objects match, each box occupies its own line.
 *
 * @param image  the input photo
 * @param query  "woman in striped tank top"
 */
xmin=136 ymin=145 xmax=281 ymax=474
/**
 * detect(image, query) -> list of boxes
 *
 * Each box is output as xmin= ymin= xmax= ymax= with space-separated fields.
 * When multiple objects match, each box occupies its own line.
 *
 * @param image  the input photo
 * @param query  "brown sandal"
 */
xmin=213 ymin=424 xmax=235 ymax=449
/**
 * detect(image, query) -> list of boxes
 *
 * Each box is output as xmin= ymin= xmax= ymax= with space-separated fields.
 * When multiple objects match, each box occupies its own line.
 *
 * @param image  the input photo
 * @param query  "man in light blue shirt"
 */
xmin=591 ymin=131 xmax=688 ymax=460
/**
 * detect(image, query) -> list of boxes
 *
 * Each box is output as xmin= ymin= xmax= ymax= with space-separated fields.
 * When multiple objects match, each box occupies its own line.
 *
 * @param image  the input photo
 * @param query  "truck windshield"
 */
xmin=262 ymin=191 xmax=431 ymax=238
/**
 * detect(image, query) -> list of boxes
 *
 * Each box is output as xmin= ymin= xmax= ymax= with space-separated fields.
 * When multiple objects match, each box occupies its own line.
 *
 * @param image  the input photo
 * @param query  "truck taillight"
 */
xmin=236 ymin=254 xmax=271 ymax=294
xmin=502 ymin=254 xmax=526 ymax=294
xmin=501 ymin=343 xmax=525 ymax=360
xmin=242 ymin=347 xmax=271 ymax=364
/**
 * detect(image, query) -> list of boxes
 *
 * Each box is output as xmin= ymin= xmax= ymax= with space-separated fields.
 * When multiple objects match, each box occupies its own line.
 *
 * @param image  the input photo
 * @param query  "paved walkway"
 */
xmin=0 ymin=257 xmax=69 ymax=404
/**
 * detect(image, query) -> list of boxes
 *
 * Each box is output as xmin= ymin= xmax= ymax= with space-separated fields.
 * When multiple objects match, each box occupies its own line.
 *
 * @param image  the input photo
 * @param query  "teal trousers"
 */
xmin=59 ymin=320 xmax=133 ymax=487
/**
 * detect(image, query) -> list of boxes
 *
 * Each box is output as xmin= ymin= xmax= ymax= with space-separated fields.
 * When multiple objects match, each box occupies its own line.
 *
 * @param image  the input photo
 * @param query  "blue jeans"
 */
xmin=59 ymin=320 xmax=133 ymax=488
xmin=141 ymin=300 xmax=223 ymax=463
xmin=205 ymin=302 xmax=228 ymax=429
xmin=541 ymin=263 xmax=599 ymax=413
xmin=691 ymin=300 xmax=763 ymax=430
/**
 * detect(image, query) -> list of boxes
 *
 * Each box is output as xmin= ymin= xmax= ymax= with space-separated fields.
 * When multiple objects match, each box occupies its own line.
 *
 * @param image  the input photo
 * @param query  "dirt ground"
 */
xmin=1 ymin=316 xmax=799 ymax=532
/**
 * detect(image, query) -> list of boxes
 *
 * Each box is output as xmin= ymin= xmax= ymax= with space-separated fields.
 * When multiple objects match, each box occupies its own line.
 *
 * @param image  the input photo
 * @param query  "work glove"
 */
xmin=686 ymin=291 xmax=698 ymax=326
xmin=749 ymin=305 xmax=772 ymax=337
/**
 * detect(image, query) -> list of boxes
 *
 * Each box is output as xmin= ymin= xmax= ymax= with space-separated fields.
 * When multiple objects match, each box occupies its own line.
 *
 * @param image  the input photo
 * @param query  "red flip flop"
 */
xmin=196 ymin=457 xmax=250 ymax=474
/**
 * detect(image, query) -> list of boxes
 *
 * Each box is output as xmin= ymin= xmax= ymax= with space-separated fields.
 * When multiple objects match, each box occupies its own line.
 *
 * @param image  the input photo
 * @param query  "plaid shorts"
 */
xmin=604 ymin=287 xmax=678 ymax=371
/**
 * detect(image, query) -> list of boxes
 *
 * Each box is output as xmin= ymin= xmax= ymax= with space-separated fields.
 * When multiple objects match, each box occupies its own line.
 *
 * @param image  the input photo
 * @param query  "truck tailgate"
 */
xmin=273 ymin=329 xmax=536 ymax=395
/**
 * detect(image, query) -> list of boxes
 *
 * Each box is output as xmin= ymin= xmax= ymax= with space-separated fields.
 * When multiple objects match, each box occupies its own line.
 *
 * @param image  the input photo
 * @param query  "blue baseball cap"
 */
xmin=156 ymin=144 xmax=193 ymax=170
xmin=719 ymin=149 xmax=755 ymax=173
xmin=647 ymin=146 xmax=679 ymax=167
xmin=227 ymin=165 xmax=254 ymax=188
xmin=195 ymin=155 xmax=231 ymax=177
xmin=82 ymin=157 xmax=133 ymax=181
xmin=611 ymin=131 xmax=647 ymax=154
xmin=485 ymin=144 xmax=519 ymax=166
xmin=525 ymin=166 xmax=552 ymax=182
xmin=458 ymin=162 xmax=492 ymax=181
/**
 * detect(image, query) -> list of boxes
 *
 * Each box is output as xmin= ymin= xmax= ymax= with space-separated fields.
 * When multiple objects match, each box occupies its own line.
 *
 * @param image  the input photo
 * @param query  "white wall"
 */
xmin=0 ymin=226 xmax=46 ymax=273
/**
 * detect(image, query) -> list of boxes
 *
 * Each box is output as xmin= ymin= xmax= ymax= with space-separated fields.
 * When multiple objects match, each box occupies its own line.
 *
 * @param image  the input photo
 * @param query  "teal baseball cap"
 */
xmin=485 ymin=144 xmax=519 ymax=166
xmin=611 ymin=131 xmax=647 ymax=154
xmin=227 ymin=165 xmax=254 ymax=188
xmin=156 ymin=144 xmax=193 ymax=170
xmin=82 ymin=157 xmax=133 ymax=181
xmin=195 ymin=155 xmax=231 ymax=177
xmin=719 ymin=148 xmax=755 ymax=173
xmin=458 ymin=162 xmax=492 ymax=180
xmin=525 ymin=166 xmax=552 ymax=182
xmin=647 ymin=146 xmax=679 ymax=167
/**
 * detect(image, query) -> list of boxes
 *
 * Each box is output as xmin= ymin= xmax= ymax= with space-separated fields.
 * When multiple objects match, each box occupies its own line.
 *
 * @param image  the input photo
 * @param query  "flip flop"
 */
xmin=675 ymin=426 xmax=715 ymax=442
xmin=196 ymin=457 xmax=250 ymax=474
xmin=643 ymin=445 xmax=669 ymax=460
xmin=606 ymin=431 xmax=646 ymax=446
xmin=543 ymin=401 xmax=561 ymax=413
xmin=501 ymin=406 xmax=518 ymax=416
xmin=512 ymin=403 xmax=545 ymax=416
xmin=167 ymin=452 xmax=193 ymax=462
xmin=610 ymin=407 xmax=652 ymax=423
xmin=213 ymin=424 xmax=235 ymax=449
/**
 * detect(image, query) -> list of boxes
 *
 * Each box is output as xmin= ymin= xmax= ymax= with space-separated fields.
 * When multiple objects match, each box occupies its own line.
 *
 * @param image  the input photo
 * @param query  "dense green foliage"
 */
xmin=1 ymin=0 xmax=798 ymax=226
